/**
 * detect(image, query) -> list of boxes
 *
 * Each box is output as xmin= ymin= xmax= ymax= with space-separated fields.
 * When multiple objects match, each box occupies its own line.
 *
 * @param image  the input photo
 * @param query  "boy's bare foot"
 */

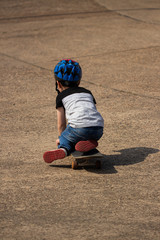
xmin=43 ymin=148 xmax=66 ymax=163
xmin=75 ymin=140 xmax=98 ymax=152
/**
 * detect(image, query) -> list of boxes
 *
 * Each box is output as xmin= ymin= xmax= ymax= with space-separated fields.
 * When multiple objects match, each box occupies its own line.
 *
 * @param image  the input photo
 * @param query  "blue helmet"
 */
xmin=54 ymin=59 xmax=82 ymax=87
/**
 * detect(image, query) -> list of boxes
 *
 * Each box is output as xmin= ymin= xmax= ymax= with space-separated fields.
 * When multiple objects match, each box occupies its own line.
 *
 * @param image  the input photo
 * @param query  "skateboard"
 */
xmin=71 ymin=148 xmax=103 ymax=169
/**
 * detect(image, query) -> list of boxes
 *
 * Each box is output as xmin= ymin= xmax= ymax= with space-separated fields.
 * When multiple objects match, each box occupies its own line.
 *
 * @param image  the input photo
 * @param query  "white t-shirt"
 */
xmin=56 ymin=87 xmax=104 ymax=128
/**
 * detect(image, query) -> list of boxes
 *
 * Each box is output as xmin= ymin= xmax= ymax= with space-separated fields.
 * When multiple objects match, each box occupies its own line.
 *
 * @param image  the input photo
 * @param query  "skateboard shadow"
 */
xmin=86 ymin=147 xmax=159 ymax=174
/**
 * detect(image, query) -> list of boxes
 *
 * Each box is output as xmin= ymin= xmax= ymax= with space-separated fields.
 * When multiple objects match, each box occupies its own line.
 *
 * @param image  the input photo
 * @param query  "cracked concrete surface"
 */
xmin=0 ymin=1 xmax=160 ymax=239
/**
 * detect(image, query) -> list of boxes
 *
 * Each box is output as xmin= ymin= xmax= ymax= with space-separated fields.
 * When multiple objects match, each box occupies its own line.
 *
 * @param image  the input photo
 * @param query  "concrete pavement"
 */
xmin=0 ymin=1 xmax=160 ymax=239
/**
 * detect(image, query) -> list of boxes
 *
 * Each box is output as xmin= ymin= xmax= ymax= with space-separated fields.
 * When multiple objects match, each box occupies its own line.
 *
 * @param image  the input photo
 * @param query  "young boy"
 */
xmin=43 ymin=59 xmax=104 ymax=163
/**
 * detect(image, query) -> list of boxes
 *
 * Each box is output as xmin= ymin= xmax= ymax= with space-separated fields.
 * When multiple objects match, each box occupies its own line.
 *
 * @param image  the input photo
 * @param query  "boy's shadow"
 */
xmin=86 ymin=147 xmax=159 ymax=174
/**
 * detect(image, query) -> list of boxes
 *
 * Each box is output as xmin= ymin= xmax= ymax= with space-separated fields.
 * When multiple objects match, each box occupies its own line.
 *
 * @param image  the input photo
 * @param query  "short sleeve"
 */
xmin=56 ymin=94 xmax=64 ymax=109
xmin=90 ymin=91 xmax=96 ymax=104
xmin=92 ymin=95 xmax=96 ymax=104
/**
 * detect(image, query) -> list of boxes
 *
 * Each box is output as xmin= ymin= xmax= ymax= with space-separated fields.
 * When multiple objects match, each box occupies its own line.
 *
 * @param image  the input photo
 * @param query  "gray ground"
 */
xmin=0 ymin=0 xmax=160 ymax=239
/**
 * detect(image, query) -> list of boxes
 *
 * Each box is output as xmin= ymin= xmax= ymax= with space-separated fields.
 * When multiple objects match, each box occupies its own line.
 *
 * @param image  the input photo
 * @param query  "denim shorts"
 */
xmin=58 ymin=125 xmax=103 ymax=154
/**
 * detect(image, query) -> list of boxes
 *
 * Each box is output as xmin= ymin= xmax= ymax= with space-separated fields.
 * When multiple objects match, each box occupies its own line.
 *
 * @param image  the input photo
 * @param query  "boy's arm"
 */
xmin=57 ymin=107 xmax=66 ymax=136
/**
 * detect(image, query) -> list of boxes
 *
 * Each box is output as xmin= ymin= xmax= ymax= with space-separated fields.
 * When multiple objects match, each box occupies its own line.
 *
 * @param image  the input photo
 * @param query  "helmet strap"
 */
xmin=55 ymin=82 xmax=60 ymax=94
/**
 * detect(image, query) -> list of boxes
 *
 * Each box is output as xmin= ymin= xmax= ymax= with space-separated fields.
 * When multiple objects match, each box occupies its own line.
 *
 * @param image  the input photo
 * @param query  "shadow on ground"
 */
xmin=49 ymin=147 xmax=159 ymax=174
xmin=98 ymin=147 xmax=159 ymax=174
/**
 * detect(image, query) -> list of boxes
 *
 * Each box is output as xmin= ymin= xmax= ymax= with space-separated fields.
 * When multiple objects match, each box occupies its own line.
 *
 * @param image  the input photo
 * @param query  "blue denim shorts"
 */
xmin=58 ymin=125 xmax=103 ymax=154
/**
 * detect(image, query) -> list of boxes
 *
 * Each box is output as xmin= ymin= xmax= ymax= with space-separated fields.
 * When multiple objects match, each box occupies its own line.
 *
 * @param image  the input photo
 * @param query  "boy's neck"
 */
xmin=57 ymin=80 xmax=80 ymax=93
xmin=61 ymin=86 xmax=69 ymax=92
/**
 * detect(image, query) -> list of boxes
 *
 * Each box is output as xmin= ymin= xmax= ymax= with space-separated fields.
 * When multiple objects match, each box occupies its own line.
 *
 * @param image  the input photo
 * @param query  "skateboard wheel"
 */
xmin=72 ymin=160 xmax=78 ymax=169
xmin=95 ymin=160 xmax=101 ymax=169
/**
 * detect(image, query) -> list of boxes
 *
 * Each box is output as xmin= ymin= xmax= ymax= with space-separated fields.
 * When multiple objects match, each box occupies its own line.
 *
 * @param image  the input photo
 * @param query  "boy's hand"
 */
xmin=56 ymin=138 xmax=60 ymax=146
